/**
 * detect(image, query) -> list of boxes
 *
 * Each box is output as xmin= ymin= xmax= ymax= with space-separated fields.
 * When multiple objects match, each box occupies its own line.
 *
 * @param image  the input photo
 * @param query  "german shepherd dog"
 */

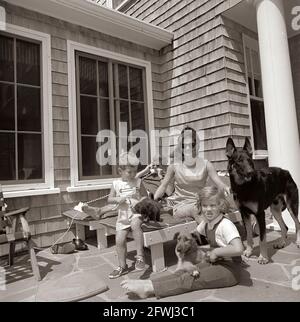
xmin=226 ymin=137 xmax=300 ymax=264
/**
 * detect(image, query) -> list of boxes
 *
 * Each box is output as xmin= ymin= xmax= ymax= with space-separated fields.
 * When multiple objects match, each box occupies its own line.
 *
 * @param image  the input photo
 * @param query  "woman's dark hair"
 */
xmin=173 ymin=126 xmax=200 ymax=162
xmin=180 ymin=126 xmax=198 ymax=149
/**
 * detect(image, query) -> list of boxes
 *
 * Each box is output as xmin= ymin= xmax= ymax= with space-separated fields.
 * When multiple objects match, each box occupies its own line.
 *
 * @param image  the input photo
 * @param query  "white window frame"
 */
xmin=67 ymin=41 xmax=155 ymax=192
xmin=242 ymin=34 xmax=268 ymax=160
xmin=1 ymin=24 xmax=59 ymax=198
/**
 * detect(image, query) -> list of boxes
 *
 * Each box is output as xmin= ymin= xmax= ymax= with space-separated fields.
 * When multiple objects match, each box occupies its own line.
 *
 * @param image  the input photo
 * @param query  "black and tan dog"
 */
xmin=226 ymin=137 xmax=300 ymax=264
xmin=173 ymin=232 xmax=206 ymax=276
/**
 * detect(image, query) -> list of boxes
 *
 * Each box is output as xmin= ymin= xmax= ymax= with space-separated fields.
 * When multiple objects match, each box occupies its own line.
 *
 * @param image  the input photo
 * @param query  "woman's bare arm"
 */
xmin=207 ymin=161 xmax=230 ymax=195
xmin=154 ymin=164 xmax=175 ymax=200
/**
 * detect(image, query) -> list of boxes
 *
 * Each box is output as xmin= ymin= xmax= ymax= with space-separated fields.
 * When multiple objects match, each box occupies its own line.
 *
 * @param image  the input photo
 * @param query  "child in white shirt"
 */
xmin=108 ymin=152 xmax=148 ymax=279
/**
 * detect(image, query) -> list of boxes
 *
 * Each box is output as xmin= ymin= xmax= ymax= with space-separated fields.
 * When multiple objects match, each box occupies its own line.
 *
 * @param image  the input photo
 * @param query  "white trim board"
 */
xmin=67 ymin=40 xmax=155 ymax=191
xmin=1 ymin=23 xmax=58 ymax=195
xmin=6 ymin=0 xmax=173 ymax=50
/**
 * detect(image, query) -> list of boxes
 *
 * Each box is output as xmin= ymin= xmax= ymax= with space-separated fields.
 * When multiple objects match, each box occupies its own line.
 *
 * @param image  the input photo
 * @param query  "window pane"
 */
xmin=100 ymin=99 xmax=110 ymax=130
xmin=250 ymin=100 xmax=268 ymax=150
xmin=120 ymin=100 xmax=130 ymax=133
xmin=254 ymin=78 xmax=263 ymax=98
xmin=17 ymin=39 xmax=40 ymax=86
xmin=252 ymin=50 xmax=261 ymax=77
xmin=79 ymin=56 xmax=97 ymax=95
xmin=131 ymin=102 xmax=145 ymax=131
xmin=130 ymin=67 xmax=143 ymax=101
xmin=80 ymin=96 xmax=98 ymax=135
xmin=118 ymin=64 xmax=128 ymax=99
xmin=81 ymin=136 xmax=99 ymax=176
xmin=248 ymin=77 xmax=253 ymax=96
xmin=18 ymin=133 xmax=42 ymax=180
xmin=98 ymin=61 xmax=108 ymax=97
xmin=0 ymin=83 xmax=15 ymax=130
xmin=0 ymin=35 xmax=14 ymax=82
xmin=100 ymin=137 xmax=112 ymax=176
xmin=0 ymin=133 xmax=15 ymax=181
xmin=17 ymin=86 xmax=41 ymax=132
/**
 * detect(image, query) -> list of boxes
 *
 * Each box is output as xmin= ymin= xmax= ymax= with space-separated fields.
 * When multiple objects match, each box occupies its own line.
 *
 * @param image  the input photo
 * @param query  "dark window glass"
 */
xmin=80 ymin=96 xmax=98 ymax=135
xmin=118 ymin=64 xmax=128 ymax=99
xmin=99 ymin=61 xmax=109 ymax=97
xmin=0 ymin=35 xmax=14 ymax=82
xmin=17 ymin=86 xmax=41 ymax=132
xmin=79 ymin=56 xmax=97 ymax=95
xmin=131 ymin=102 xmax=145 ymax=131
xmin=254 ymin=78 xmax=263 ymax=98
xmin=120 ymin=100 xmax=130 ymax=132
xmin=100 ymin=99 xmax=110 ymax=130
xmin=0 ymin=133 xmax=15 ymax=180
xmin=130 ymin=67 xmax=143 ymax=101
xmin=0 ymin=83 xmax=14 ymax=130
xmin=250 ymin=99 xmax=268 ymax=150
xmin=17 ymin=39 xmax=40 ymax=86
xmin=18 ymin=133 xmax=42 ymax=180
xmin=248 ymin=77 xmax=253 ymax=96
xmin=77 ymin=54 xmax=147 ymax=179
xmin=0 ymin=35 xmax=43 ymax=183
xmin=81 ymin=136 xmax=98 ymax=176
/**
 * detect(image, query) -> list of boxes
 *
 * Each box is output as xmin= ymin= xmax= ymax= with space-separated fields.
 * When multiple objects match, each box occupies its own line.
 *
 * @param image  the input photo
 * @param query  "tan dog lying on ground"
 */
xmin=173 ymin=232 xmax=207 ymax=277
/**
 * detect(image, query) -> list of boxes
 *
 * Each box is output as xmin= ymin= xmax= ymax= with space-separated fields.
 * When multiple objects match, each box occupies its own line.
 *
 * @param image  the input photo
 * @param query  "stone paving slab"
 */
xmin=1 ymin=229 xmax=300 ymax=302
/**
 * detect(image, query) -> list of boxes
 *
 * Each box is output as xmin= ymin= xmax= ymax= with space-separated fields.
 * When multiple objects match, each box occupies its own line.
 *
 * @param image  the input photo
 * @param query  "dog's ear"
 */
xmin=226 ymin=138 xmax=236 ymax=158
xmin=191 ymin=231 xmax=202 ymax=245
xmin=173 ymin=232 xmax=180 ymax=240
xmin=243 ymin=137 xmax=253 ymax=156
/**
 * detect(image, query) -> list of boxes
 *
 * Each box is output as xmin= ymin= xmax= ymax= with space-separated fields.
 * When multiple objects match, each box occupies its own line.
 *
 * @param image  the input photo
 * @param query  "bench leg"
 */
xmin=150 ymin=243 xmax=166 ymax=273
xmin=96 ymin=228 xmax=108 ymax=249
xmin=8 ymin=242 xmax=15 ymax=266
xmin=76 ymin=223 xmax=86 ymax=241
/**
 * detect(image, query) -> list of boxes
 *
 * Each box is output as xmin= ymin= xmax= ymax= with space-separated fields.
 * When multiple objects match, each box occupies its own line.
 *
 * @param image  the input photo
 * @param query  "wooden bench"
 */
xmin=63 ymin=210 xmax=198 ymax=273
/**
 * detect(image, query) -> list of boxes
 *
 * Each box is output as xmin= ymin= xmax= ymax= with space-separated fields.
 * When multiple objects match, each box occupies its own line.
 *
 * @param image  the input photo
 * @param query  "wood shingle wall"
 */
xmin=124 ymin=0 xmax=254 ymax=170
xmin=0 ymin=0 xmax=161 ymax=251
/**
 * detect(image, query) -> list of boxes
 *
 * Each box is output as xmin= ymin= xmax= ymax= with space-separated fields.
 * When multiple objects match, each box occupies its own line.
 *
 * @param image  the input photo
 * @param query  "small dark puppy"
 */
xmin=173 ymin=231 xmax=206 ymax=276
xmin=133 ymin=193 xmax=162 ymax=222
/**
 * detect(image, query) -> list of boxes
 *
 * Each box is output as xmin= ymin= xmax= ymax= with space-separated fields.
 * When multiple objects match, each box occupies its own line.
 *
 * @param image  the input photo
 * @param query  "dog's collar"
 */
xmin=203 ymin=214 xmax=224 ymax=230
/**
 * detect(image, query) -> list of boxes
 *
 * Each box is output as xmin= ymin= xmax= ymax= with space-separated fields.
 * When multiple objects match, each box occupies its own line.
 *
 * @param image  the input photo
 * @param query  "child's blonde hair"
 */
xmin=197 ymin=186 xmax=230 ymax=214
xmin=118 ymin=152 xmax=139 ymax=169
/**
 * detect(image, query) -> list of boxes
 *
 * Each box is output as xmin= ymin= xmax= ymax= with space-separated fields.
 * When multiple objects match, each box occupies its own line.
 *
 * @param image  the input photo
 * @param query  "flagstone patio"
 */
xmin=0 ymin=229 xmax=300 ymax=302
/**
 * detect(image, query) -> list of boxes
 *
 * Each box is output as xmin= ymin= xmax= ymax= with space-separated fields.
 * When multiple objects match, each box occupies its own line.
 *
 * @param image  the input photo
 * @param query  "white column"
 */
xmin=255 ymin=0 xmax=300 ymax=229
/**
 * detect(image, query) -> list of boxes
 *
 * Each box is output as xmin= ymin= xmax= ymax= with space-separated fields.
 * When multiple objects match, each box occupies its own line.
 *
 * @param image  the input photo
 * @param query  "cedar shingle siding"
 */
xmin=0 ymin=0 xmax=161 ymax=251
xmin=124 ymin=0 xmax=254 ymax=169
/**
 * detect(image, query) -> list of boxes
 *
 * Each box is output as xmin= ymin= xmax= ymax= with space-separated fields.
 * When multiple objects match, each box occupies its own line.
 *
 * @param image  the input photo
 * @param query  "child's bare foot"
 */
xmin=81 ymin=204 xmax=101 ymax=219
xmin=120 ymin=279 xmax=154 ymax=299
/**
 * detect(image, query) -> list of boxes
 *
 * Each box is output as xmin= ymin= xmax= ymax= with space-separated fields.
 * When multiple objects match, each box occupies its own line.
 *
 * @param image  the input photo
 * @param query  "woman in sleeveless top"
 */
xmin=154 ymin=126 xmax=230 ymax=221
